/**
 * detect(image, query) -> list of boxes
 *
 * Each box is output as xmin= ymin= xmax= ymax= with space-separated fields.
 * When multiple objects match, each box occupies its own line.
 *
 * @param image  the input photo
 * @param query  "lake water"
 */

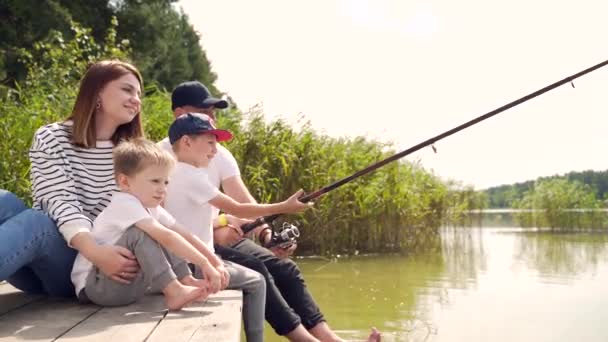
xmin=265 ymin=213 xmax=608 ymax=341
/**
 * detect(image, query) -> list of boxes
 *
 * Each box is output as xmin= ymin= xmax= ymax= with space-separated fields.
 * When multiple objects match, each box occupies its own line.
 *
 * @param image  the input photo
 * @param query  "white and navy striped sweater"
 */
xmin=29 ymin=121 xmax=117 ymax=245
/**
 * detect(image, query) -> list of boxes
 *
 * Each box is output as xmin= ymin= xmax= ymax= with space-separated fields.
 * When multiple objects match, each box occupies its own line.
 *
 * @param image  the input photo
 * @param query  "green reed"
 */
xmin=513 ymin=178 xmax=608 ymax=231
xmin=0 ymin=22 xmax=483 ymax=255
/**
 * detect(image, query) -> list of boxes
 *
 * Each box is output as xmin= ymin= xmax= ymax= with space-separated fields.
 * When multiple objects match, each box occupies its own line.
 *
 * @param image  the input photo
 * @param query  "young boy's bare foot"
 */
xmin=367 ymin=327 xmax=381 ymax=342
xmin=163 ymin=280 xmax=205 ymax=311
xmin=180 ymin=275 xmax=210 ymax=302
xmin=181 ymin=274 xmax=207 ymax=287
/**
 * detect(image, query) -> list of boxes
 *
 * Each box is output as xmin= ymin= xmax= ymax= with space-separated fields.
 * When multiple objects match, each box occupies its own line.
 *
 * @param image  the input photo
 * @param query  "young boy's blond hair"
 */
xmin=113 ymin=138 xmax=175 ymax=178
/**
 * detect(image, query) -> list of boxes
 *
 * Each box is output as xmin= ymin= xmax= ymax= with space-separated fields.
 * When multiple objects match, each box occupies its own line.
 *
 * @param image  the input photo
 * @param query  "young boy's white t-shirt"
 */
xmin=164 ymin=162 xmax=221 ymax=253
xmin=70 ymin=191 xmax=176 ymax=296
xmin=158 ymin=137 xmax=240 ymax=235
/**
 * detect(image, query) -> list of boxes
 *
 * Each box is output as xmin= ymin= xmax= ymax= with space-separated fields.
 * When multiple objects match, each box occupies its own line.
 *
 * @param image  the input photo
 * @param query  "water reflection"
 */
xmin=265 ymin=226 xmax=486 ymax=341
xmin=439 ymin=226 xmax=486 ymax=289
xmin=514 ymin=232 xmax=608 ymax=281
xmin=294 ymin=254 xmax=446 ymax=341
xmin=264 ymin=213 xmax=608 ymax=341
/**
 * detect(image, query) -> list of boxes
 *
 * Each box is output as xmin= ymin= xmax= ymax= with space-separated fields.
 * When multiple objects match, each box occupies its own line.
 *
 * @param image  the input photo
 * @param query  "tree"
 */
xmin=0 ymin=19 xmax=129 ymax=200
xmin=1 ymin=0 xmax=219 ymax=92
xmin=1 ymin=0 xmax=73 ymax=85
xmin=111 ymin=0 xmax=218 ymax=91
xmin=513 ymin=179 xmax=601 ymax=229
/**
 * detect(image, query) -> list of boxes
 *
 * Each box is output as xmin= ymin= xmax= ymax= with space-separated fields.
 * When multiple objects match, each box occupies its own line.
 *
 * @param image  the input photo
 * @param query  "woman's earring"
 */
xmin=96 ymin=102 xmax=101 ymax=109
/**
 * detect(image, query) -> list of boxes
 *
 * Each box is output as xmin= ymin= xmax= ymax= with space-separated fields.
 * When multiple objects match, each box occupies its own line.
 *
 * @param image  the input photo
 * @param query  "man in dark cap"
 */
xmin=159 ymin=81 xmax=381 ymax=342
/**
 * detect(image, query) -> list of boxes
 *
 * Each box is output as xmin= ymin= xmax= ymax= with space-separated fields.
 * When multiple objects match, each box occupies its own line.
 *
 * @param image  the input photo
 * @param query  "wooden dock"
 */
xmin=0 ymin=282 xmax=243 ymax=341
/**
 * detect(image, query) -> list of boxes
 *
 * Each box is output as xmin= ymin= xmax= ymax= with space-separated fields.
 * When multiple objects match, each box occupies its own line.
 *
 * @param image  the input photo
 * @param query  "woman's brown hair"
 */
xmin=69 ymin=60 xmax=144 ymax=147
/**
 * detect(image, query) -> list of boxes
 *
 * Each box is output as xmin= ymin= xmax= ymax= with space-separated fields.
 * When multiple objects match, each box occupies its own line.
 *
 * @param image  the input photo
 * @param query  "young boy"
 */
xmin=163 ymin=112 xmax=313 ymax=341
xmin=70 ymin=138 xmax=225 ymax=311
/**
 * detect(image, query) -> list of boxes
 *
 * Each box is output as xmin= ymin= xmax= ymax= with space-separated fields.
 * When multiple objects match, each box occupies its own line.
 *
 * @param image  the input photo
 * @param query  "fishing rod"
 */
xmin=242 ymin=59 xmax=608 ymax=244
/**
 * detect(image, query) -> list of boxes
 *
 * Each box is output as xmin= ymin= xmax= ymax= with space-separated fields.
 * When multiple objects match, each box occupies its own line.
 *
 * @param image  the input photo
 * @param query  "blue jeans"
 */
xmin=217 ymin=239 xmax=325 ymax=335
xmin=0 ymin=190 xmax=77 ymax=297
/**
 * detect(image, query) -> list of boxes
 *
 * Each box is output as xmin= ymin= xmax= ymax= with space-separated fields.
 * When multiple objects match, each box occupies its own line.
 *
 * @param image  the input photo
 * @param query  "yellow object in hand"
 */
xmin=217 ymin=214 xmax=228 ymax=227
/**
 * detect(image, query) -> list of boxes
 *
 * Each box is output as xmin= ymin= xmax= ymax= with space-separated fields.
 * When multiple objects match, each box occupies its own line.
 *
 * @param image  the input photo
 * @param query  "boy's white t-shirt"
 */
xmin=70 ymin=192 xmax=176 ymax=296
xmin=158 ymin=137 xmax=240 ymax=236
xmin=164 ymin=162 xmax=221 ymax=252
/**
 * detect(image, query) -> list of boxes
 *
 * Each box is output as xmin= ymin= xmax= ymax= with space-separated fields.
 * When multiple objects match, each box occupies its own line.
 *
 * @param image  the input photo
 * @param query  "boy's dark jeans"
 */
xmin=215 ymin=239 xmax=325 ymax=336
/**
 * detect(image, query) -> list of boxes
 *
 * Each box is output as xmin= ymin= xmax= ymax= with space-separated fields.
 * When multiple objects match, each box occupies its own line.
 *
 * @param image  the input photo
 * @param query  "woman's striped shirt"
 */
xmin=29 ymin=121 xmax=117 ymax=245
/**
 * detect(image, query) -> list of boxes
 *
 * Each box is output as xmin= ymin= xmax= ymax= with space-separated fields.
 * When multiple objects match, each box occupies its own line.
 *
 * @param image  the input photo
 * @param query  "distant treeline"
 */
xmin=485 ymin=170 xmax=608 ymax=208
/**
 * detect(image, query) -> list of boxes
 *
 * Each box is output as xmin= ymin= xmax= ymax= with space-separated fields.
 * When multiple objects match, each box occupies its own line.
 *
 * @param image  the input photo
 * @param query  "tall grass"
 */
xmin=0 ymin=21 xmax=483 ymax=255
xmin=512 ymin=179 xmax=607 ymax=231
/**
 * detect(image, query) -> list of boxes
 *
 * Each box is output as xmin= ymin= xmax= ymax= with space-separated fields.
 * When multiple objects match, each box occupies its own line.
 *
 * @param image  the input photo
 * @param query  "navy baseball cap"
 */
xmin=171 ymin=81 xmax=228 ymax=110
xmin=168 ymin=113 xmax=233 ymax=144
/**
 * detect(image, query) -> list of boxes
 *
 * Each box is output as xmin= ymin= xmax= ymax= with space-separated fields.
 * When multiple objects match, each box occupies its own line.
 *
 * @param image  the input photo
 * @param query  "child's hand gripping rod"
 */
xmin=239 ymin=58 xmax=608 ymax=234
xmin=240 ymin=190 xmax=321 ymax=234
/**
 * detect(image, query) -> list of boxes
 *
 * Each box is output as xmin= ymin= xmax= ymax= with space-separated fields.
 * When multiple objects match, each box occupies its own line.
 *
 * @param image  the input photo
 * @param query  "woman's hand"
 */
xmin=91 ymin=245 xmax=139 ymax=284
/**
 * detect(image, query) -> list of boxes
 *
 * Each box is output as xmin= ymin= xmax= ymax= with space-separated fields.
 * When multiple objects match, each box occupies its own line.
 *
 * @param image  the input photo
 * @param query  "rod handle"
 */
xmin=241 ymin=215 xmax=277 ymax=234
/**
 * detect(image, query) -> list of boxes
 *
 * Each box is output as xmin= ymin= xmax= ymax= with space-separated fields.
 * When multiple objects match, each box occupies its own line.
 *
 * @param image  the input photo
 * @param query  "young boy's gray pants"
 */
xmin=80 ymin=226 xmax=190 ymax=306
xmin=195 ymin=260 xmax=266 ymax=342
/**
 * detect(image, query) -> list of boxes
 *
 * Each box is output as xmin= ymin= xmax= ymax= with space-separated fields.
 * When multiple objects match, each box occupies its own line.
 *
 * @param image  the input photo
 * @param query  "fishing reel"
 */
xmin=263 ymin=221 xmax=300 ymax=249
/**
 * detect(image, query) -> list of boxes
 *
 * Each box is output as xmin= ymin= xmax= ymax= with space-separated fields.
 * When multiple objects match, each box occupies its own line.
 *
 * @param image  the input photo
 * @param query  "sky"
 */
xmin=178 ymin=0 xmax=608 ymax=189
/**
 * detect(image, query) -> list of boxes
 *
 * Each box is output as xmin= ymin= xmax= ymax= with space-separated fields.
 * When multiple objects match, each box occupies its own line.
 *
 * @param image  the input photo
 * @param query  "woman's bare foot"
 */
xmin=163 ymin=280 xmax=205 ymax=311
xmin=367 ymin=327 xmax=381 ymax=342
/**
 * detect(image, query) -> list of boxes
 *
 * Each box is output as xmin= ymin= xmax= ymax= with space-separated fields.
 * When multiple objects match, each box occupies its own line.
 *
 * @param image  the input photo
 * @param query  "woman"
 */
xmin=0 ymin=60 xmax=144 ymax=297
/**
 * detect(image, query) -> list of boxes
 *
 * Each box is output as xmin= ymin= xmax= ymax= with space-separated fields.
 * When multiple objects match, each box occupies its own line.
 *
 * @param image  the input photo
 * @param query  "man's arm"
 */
xmin=222 ymin=175 xmax=256 ymax=205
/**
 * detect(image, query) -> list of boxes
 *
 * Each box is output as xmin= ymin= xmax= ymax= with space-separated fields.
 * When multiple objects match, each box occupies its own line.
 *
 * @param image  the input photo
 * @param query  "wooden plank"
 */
xmin=55 ymin=295 xmax=167 ymax=342
xmin=146 ymin=290 xmax=243 ymax=342
xmin=0 ymin=297 xmax=100 ymax=342
xmin=0 ymin=282 xmax=44 ymax=316
xmin=0 ymin=283 xmax=243 ymax=342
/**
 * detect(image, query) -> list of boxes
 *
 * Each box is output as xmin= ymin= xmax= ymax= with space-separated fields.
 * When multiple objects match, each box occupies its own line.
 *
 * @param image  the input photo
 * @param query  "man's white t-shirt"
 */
xmin=70 ymin=192 xmax=176 ymax=296
xmin=158 ymin=137 xmax=240 ymax=243
xmin=164 ymin=162 xmax=221 ymax=252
